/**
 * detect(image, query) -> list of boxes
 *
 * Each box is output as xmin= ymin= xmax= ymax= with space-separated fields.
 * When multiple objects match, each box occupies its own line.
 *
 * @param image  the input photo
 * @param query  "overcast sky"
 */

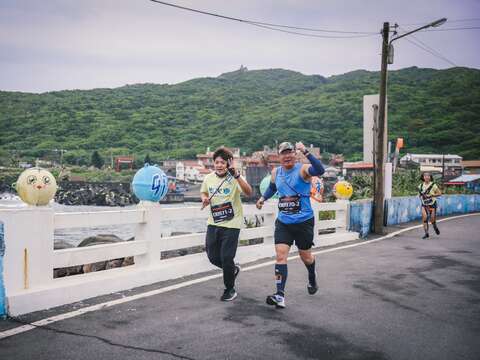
xmin=1 ymin=0 xmax=479 ymax=93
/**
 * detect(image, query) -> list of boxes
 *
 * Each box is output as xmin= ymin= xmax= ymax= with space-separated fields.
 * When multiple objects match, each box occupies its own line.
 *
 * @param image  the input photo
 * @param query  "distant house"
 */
xmin=444 ymin=174 xmax=480 ymax=193
xmin=251 ymin=144 xmax=322 ymax=170
xmin=323 ymin=166 xmax=340 ymax=179
xmin=35 ymin=159 xmax=54 ymax=168
xmin=177 ymin=160 xmax=208 ymax=182
xmin=462 ymin=160 xmax=480 ymax=174
xmin=399 ymin=153 xmax=463 ymax=180
xmin=400 ymin=153 xmax=462 ymax=171
xmin=342 ymin=162 xmax=374 ymax=177
xmin=160 ymin=160 xmax=178 ymax=177
xmin=19 ymin=162 xmax=32 ymax=169
xmin=197 ymin=146 xmax=241 ymax=170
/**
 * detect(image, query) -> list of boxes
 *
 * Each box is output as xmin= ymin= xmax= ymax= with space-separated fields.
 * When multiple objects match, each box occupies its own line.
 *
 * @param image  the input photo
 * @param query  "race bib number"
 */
xmin=211 ymin=202 xmax=235 ymax=223
xmin=278 ymin=195 xmax=301 ymax=214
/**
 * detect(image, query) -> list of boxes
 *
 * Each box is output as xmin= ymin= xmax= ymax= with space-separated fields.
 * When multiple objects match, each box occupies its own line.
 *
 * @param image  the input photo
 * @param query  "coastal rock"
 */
xmin=53 ymin=234 xmax=135 ymax=278
xmin=55 ymin=181 xmax=137 ymax=206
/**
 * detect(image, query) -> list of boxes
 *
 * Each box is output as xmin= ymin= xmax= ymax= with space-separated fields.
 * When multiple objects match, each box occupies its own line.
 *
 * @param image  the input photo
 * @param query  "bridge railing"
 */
xmin=0 ymin=200 xmax=356 ymax=315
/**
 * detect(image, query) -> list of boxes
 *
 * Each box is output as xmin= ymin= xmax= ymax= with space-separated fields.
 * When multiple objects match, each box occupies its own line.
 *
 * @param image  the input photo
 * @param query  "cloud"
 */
xmin=0 ymin=0 xmax=478 ymax=92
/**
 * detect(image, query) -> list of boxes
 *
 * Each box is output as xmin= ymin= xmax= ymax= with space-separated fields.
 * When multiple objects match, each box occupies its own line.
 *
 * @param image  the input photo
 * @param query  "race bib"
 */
xmin=421 ymin=195 xmax=434 ymax=206
xmin=278 ymin=195 xmax=301 ymax=214
xmin=211 ymin=202 xmax=235 ymax=223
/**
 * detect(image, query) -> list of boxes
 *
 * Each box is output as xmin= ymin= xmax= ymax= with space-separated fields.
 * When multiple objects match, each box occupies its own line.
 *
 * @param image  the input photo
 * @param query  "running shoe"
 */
xmin=433 ymin=224 xmax=440 ymax=235
xmin=221 ymin=288 xmax=237 ymax=301
xmin=307 ymin=282 xmax=318 ymax=295
xmin=422 ymin=233 xmax=429 ymax=239
xmin=266 ymin=293 xmax=285 ymax=309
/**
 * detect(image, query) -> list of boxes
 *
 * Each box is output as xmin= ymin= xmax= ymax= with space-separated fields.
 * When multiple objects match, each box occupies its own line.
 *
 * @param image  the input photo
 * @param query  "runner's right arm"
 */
xmin=256 ymin=168 xmax=277 ymax=209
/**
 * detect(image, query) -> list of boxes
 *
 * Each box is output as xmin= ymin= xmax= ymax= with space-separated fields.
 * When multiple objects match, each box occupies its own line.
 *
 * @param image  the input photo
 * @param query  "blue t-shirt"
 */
xmin=275 ymin=163 xmax=314 ymax=224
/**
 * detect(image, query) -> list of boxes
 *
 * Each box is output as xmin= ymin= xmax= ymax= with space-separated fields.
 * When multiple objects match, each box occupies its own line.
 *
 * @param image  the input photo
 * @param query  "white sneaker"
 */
xmin=266 ymin=293 xmax=285 ymax=309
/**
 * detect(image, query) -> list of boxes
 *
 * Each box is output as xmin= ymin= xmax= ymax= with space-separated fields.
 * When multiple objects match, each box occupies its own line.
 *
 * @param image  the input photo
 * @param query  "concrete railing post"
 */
xmin=2 ymin=207 xmax=55 ymax=296
xmin=262 ymin=203 xmax=277 ymax=245
xmin=311 ymin=201 xmax=321 ymax=241
xmin=134 ymin=202 xmax=163 ymax=267
xmin=335 ymin=200 xmax=349 ymax=232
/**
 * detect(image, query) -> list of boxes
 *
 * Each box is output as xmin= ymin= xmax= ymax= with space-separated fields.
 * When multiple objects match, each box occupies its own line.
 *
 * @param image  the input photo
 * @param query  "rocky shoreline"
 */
xmin=55 ymin=181 xmax=137 ymax=206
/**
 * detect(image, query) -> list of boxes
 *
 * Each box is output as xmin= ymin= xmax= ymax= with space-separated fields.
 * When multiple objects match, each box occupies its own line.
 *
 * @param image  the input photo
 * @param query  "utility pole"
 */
xmin=442 ymin=153 xmax=445 ymax=182
xmin=372 ymin=104 xmax=378 ymax=203
xmin=373 ymin=22 xmax=390 ymax=234
xmin=372 ymin=17 xmax=446 ymax=234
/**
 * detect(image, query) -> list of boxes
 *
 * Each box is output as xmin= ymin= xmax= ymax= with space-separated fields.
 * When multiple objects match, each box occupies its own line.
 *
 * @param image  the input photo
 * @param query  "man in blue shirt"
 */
xmin=256 ymin=142 xmax=325 ymax=308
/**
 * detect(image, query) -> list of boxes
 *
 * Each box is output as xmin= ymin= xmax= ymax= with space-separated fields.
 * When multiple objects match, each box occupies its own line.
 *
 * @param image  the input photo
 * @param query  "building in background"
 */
xmin=461 ymin=160 xmax=480 ymax=174
xmin=342 ymin=162 xmax=374 ymax=177
xmin=399 ymin=153 xmax=462 ymax=180
xmin=444 ymin=174 xmax=480 ymax=193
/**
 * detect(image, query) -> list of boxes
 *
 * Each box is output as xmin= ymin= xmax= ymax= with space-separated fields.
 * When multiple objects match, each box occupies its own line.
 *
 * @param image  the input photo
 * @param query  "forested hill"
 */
xmin=0 ymin=66 xmax=479 ymax=163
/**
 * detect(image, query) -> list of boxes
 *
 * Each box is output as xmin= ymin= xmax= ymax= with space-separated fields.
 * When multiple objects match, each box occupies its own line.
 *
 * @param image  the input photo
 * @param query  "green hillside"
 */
xmin=0 ymin=66 xmax=479 ymax=165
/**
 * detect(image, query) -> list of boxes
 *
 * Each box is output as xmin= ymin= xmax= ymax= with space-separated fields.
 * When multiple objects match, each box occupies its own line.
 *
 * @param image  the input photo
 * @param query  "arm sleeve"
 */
xmin=306 ymin=153 xmax=325 ymax=176
xmin=262 ymin=182 xmax=277 ymax=201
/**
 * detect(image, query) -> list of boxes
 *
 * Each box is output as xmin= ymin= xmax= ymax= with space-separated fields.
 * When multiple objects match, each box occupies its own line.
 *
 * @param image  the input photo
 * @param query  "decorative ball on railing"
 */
xmin=259 ymin=175 xmax=278 ymax=199
xmin=131 ymin=163 xmax=168 ymax=202
xmin=333 ymin=180 xmax=353 ymax=200
xmin=15 ymin=167 xmax=58 ymax=206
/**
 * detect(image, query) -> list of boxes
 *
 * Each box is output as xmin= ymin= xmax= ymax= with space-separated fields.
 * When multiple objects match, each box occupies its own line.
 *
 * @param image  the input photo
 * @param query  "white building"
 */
xmin=399 ymin=153 xmax=462 ymax=172
xmin=176 ymin=160 xmax=210 ymax=182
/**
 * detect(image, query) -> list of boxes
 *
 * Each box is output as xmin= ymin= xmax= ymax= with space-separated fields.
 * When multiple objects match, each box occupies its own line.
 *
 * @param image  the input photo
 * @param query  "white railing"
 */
xmin=0 ymin=200 xmax=356 ymax=315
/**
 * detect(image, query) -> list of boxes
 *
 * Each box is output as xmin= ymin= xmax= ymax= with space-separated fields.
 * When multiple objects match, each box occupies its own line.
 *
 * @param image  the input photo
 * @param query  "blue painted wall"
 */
xmin=350 ymin=194 xmax=480 ymax=238
xmin=349 ymin=200 xmax=373 ymax=238
xmin=0 ymin=222 xmax=5 ymax=316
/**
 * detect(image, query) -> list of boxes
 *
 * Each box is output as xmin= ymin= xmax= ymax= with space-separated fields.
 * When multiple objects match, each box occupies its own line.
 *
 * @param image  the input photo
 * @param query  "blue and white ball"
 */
xmin=132 ymin=163 xmax=168 ymax=202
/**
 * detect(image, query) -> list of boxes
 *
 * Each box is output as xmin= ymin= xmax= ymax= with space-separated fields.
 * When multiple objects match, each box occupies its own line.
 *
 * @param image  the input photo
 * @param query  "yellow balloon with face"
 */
xmin=15 ymin=167 xmax=58 ymax=206
xmin=334 ymin=181 xmax=353 ymax=200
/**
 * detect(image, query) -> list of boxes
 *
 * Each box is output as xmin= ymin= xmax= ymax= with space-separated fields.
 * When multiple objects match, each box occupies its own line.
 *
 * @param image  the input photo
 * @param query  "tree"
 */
xmin=144 ymin=153 xmax=152 ymax=165
xmin=91 ymin=151 xmax=104 ymax=169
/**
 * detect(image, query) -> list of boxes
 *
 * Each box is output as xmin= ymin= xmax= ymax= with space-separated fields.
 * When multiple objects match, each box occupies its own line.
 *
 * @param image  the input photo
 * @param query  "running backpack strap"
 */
xmin=420 ymin=183 xmax=435 ymax=206
xmin=419 ymin=183 xmax=434 ymax=196
xmin=425 ymin=183 xmax=434 ymax=196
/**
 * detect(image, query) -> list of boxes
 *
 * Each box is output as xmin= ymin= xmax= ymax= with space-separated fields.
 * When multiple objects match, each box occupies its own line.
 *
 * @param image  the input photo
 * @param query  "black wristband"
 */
xmin=302 ymin=149 xmax=309 ymax=155
xmin=234 ymin=174 xmax=240 ymax=179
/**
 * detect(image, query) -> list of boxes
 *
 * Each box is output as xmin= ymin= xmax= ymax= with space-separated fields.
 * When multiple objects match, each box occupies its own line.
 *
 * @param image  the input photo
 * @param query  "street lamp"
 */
xmin=373 ymin=18 xmax=447 ymax=235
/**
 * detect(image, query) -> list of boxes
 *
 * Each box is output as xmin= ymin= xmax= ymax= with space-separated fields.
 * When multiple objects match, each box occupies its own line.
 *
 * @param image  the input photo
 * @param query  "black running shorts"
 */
xmin=274 ymin=217 xmax=315 ymax=250
xmin=423 ymin=202 xmax=437 ymax=210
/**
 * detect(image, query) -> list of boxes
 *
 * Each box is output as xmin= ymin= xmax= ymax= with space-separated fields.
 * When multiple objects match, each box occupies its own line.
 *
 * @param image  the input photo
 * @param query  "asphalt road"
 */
xmin=1 ymin=214 xmax=479 ymax=360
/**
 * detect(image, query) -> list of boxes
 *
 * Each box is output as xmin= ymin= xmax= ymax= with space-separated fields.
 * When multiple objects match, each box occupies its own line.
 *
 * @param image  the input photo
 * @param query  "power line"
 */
xmin=149 ymin=0 xmax=379 ymax=38
xmin=402 ymin=37 xmax=458 ymax=67
xmin=402 ymin=18 xmax=480 ymax=26
xmin=398 ymin=26 xmax=458 ymax=67
xmin=245 ymin=21 xmax=378 ymax=39
xmin=421 ymin=26 xmax=480 ymax=32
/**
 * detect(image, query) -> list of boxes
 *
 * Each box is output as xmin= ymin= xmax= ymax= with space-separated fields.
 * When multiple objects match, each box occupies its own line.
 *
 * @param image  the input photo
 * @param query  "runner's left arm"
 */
xmin=432 ymin=184 xmax=442 ymax=197
xmin=236 ymin=174 xmax=253 ymax=196
xmin=305 ymin=153 xmax=325 ymax=176
xmin=296 ymin=142 xmax=325 ymax=180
